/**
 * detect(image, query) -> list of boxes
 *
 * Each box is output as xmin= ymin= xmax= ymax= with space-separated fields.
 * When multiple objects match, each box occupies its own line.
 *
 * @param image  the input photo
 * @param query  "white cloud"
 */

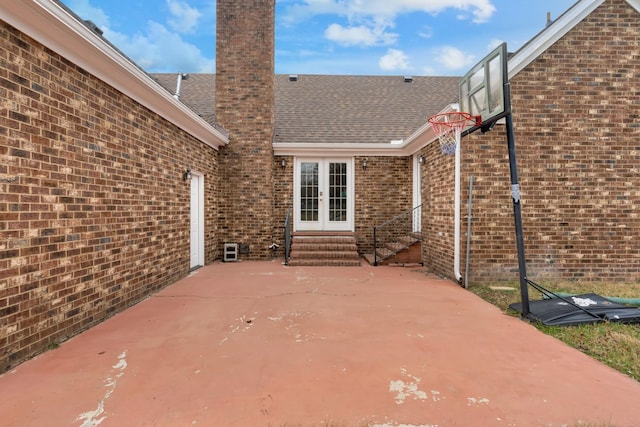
xmin=283 ymin=0 xmax=496 ymax=49
xmin=325 ymin=24 xmax=377 ymax=46
xmin=324 ymin=23 xmax=397 ymax=46
xmin=105 ymin=22 xmax=214 ymax=72
xmin=436 ymin=46 xmax=476 ymax=70
xmin=379 ymin=49 xmax=410 ymax=71
xmin=64 ymin=0 xmax=213 ymax=72
xmin=422 ymin=65 xmax=437 ymax=75
xmin=282 ymin=0 xmax=497 ymax=25
xmin=419 ymin=25 xmax=434 ymax=39
xmin=166 ymin=0 xmax=202 ymax=34
xmin=64 ymin=0 xmax=111 ymax=28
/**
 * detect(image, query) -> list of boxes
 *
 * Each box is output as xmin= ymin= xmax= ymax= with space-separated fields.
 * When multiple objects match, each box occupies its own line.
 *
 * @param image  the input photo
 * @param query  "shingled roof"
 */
xmin=151 ymin=73 xmax=459 ymax=145
xmin=152 ymin=73 xmax=217 ymax=124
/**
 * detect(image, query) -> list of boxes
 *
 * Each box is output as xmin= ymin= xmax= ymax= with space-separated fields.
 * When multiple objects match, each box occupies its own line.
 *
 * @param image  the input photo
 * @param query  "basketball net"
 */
xmin=428 ymin=112 xmax=479 ymax=156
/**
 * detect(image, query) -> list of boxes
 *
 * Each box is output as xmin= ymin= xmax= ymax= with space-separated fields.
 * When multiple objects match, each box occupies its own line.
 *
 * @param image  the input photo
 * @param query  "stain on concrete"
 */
xmin=268 ymin=310 xmax=320 ymax=342
xmin=467 ymin=397 xmax=490 ymax=406
xmin=371 ymin=422 xmax=439 ymax=427
xmin=220 ymin=314 xmax=256 ymax=345
xmin=76 ymin=350 xmax=127 ymax=427
xmin=389 ymin=369 xmax=429 ymax=405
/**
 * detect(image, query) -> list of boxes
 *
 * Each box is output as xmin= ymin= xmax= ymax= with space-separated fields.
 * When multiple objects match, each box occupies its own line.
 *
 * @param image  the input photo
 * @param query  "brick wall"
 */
xmin=271 ymin=155 xmax=413 ymax=258
xmin=449 ymin=0 xmax=640 ymax=283
xmin=0 ymin=22 xmax=220 ymax=371
xmin=273 ymin=155 xmax=293 ymax=256
xmin=419 ymin=141 xmax=460 ymax=279
xmin=355 ymin=156 xmax=414 ymax=254
xmin=216 ymin=0 xmax=276 ymax=260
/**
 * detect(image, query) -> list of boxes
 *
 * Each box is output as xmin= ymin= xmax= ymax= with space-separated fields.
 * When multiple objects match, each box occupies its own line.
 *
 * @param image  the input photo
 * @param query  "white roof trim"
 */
xmin=509 ymin=0 xmax=606 ymax=78
xmin=3 ymin=0 xmax=229 ymax=149
xmin=273 ymin=142 xmax=419 ymax=157
xmin=273 ymin=128 xmax=438 ymax=157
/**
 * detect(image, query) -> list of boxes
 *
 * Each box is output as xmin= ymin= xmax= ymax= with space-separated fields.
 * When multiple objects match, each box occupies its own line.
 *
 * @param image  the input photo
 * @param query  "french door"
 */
xmin=294 ymin=158 xmax=354 ymax=231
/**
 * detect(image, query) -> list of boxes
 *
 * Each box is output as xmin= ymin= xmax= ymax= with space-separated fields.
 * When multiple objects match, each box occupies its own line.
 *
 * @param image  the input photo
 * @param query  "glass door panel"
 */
xmin=300 ymin=162 xmax=319 ymax=222
xmin=328 ymin=162 xmax=347 ymax=223
xmin=295 ymin=159 xmax=353 ymax=231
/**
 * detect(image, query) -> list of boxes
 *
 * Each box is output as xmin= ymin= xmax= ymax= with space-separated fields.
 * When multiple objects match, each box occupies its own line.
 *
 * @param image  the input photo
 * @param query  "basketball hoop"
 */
xmin=428 ymin=112 xmax=480 ymax=155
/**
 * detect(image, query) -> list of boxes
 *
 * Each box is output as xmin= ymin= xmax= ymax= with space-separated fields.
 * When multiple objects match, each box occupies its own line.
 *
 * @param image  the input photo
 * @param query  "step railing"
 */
xmin=373 ymin=205 xmax=422 ymax=266
xmin=284 ymin=208 xmax=292 ymax=265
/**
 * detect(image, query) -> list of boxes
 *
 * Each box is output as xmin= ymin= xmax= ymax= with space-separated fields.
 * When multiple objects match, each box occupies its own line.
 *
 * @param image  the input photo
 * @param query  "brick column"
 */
xmin=215 ymin=0 xmax=276 ymax=259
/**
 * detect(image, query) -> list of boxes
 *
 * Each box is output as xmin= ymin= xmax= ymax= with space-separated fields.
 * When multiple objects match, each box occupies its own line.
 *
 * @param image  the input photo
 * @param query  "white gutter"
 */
xmin=453 ymin=117 xmax=463 ymax=284
xmin=438 ymin=104 xmax=462 ymax=283
xmin=273 ymin=122 xmax=439 ymax=157
xmin=2 ymin=0 xmax=229 ymax=149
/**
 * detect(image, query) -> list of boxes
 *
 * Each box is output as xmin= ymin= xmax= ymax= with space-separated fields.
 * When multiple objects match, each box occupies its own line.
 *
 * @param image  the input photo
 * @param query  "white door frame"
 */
xmin=190 ymin=171 xmax=205 ymax=269
xmin=293 ymin=157 xmax=354 ymax=232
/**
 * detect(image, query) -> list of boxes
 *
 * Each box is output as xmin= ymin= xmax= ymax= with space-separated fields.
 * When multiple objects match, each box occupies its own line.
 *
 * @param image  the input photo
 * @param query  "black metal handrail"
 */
xmin=373 ymin=204 xmax=422 ymax=266
xmin=284 ymin=208 xmax=292 ymax=265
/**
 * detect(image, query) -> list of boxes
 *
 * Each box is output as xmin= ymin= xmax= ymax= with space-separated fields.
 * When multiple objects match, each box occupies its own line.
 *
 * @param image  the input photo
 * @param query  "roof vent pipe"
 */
xmin=84 ymin=20 xmax=104 ymax=36
xmin=174 ymin=73 xmax=188 ymax=99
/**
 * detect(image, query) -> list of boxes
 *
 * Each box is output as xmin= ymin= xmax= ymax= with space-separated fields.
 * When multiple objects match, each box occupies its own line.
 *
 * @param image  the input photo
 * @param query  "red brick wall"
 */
xmin=0 ymin=22 xmax=220 ymax=371
xmin=451 ymin=0 xmax=640 ymax=283
xmin=271 ymin=155 xmax=414 ymax=258
xmin=355 ymin=156 xmax=414 ymax=254
xmin=419 ymin=141 xmax=459 ymax=279
xmin=273 ymin=155 xmax=293 ymax=255
xmin=216 ymin=0 xmax=276 ymax=259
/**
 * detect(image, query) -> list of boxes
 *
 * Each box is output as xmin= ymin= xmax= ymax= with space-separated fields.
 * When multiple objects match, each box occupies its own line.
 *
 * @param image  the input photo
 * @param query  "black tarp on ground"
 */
xmin=509 ymin=293 xmax=640 ymax=326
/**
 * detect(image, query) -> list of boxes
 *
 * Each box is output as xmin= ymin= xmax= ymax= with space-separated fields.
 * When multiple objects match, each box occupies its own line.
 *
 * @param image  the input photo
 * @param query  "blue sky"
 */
xmin=62 ymin=0 xmax=577 ymax=76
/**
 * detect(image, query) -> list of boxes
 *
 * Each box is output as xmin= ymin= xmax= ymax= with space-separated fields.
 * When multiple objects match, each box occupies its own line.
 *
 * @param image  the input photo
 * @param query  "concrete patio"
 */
xmin=1 ymin=261 xmax=639 ymax=427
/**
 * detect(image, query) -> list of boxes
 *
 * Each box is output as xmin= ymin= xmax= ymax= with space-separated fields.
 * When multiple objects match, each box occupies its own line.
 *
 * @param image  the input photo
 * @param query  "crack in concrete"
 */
xmin=152 ymin=289 xmax=358 ymax=299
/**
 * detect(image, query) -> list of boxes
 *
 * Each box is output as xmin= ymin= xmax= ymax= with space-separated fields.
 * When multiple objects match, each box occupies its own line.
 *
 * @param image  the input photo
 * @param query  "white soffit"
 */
xmin=2 ymin=0 xmax=229 ymax=149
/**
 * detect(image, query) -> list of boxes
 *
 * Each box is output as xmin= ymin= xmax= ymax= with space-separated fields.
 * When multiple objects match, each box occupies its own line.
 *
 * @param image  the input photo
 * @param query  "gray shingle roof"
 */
xmin=152 ymin=73 xmax=217 ymax=124
xmin=151 ymin=73 xmax=459 ymax=144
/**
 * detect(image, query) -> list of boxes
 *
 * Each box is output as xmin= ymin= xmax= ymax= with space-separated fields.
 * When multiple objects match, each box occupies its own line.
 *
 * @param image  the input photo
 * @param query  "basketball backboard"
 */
xmin=459 ymin=42 xmax=508 ymax=134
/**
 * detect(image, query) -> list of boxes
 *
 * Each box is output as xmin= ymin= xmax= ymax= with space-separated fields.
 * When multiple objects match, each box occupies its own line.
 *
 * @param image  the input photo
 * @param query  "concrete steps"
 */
xmin=287 ymin=233 xmax=361 ymax=266
xmin=364 ymin=233 xmax=422 ymax=266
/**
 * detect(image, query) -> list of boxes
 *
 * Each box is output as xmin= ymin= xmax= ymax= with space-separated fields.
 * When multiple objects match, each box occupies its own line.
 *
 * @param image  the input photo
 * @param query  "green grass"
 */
xmin=470 ymin=281 xmax=640 ymax=382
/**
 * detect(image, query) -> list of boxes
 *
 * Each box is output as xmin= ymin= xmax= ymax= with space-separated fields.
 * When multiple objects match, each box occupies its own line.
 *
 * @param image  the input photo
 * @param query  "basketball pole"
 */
xmin=503 ymin=81 xmax=530 ymax=318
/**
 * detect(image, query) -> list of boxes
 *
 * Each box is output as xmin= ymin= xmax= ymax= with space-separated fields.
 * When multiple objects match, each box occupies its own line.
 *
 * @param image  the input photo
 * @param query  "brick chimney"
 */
xmin=215 ymin=0 xmax=276 ymax=260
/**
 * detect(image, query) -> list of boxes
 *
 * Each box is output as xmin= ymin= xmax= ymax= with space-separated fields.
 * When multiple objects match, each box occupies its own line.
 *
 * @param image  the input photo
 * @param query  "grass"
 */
xmin=469 ymin=281 xmax=640 ymax=382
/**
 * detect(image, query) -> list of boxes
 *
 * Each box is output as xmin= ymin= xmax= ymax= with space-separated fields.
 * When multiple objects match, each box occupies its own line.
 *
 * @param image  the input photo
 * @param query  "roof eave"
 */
xmin=272 ymin=133 xmax=439 ymax=157
xmin=273 ymin=104 xmax=459 ymax=157
xmin=3 ymin=0 xmax=229 ymax=149
xmin=272 ymin=142 xmax=411 ymax=157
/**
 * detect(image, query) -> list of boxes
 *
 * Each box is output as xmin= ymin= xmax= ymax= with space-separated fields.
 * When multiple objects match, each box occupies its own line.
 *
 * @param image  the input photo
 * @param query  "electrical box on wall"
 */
xmin=223 ymin=243 xmax=238 ymax=262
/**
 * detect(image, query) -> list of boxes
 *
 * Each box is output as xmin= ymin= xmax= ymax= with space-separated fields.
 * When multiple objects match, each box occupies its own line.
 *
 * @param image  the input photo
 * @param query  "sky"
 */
xmin=61 ymin=0 xmax=578 ymax=76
